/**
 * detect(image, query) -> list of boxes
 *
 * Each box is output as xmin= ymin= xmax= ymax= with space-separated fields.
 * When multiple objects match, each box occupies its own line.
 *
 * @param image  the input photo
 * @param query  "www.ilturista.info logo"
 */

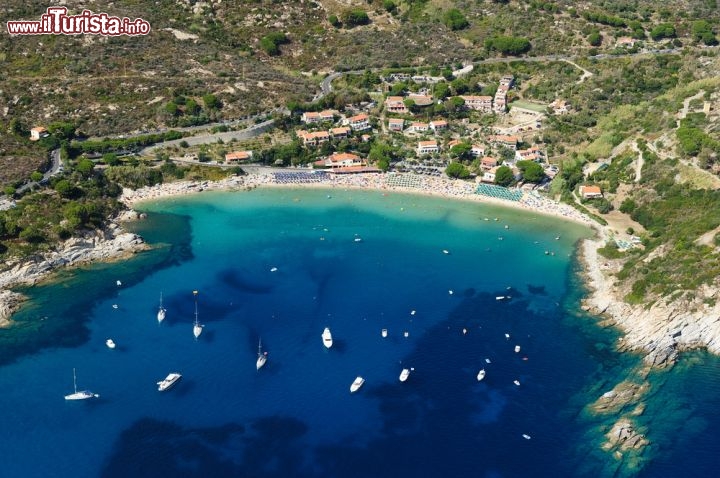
xmin=6 ymin=7 xmax=150 ymax=36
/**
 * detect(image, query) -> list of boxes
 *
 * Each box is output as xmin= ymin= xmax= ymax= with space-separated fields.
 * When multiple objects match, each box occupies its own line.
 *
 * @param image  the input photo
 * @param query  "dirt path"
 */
xmin=561 ymin=59 xmax=593 ymax=84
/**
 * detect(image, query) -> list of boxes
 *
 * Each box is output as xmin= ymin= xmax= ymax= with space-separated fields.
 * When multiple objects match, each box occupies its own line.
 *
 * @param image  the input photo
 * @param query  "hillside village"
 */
xmin=222 ymin=71 xmax=565 ymax=195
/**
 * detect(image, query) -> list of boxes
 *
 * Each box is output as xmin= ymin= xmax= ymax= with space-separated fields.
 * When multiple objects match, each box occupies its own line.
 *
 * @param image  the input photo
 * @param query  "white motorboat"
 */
xmin=496 ymin=296 xmax=506 ymax=300
xmin=322 ymin=327 xmax=333 ymax=348
xmin=112 ymin=304 xmax=118 ymax=309
xmin=523 ymin=434 xmax=532 ymax=440
xmin=399 ymin=368 xmax=410 ymax=382
xmin=442 ymin=249 xmax=450 ymax=254
xmin=270 ymin=267 xmax=278 ymax=272
xmin=514 ymin=380 xmax=521 ymax=386
xmin=403 ymin=331 xmax=409 ymax=338
xmin=381 ymin=328 xmax=388 ymax=338
xmin=354 ymin=236 xmax=363 ymax=242
xmin=105 ymin=339 xmax=116 ymax=349
xmin=514 ymin=345 xmax=521 ymax=353
xmin=477 ymin=369 xmax=486 ymax=381
xmin=192 ymin=290 xmax=203 ymax=339
xmin=157 ymin=292 xmax=166 ymax=324
xmin=116 ymin=280 xmax=122 ymax=286
xmin=256 ymin=338 xmax=267 ymax=370
xmin=157 ymin=373 xmax=182 ymax=392
xmin=64 ymin=368 xmax=99 ymax=400
xmin=350 ymin=376 xmax=365 ymax=392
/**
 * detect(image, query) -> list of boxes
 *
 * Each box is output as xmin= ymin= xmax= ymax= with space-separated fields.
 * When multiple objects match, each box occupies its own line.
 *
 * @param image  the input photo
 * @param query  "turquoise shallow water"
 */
xmin=0 ymin=187 xmax=718 ymax=477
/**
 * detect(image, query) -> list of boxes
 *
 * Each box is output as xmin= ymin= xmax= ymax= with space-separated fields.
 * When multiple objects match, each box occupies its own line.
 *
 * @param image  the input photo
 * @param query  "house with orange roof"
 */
xmin=297 ymin=130 xmax=330 ymax=146
xmin=515 ymin=146 xmax=546 ymax=163
xmin=490 ymin=135 xmax=519 ymax=151
xmin=301 ymin=110 xmax=337 ymax=124
xmin=410 ymin=122 xmax=429 ymax=133
xmin=480 ymin=156 xmax=498 ymax=171
xmin=417 ymin=140 xmax=439 ymax=155
xmin=579 ymin=185 xmax=603 ymax=199
xmin=330 ymin=126 xmax=351 ymax=139
xmin=459 ymin=95 xmax=493 ymax=113
xmin=470 ymin=144 xmax=486 ymax=157
xmin=225 ymin=151 xmax=253 ymax=162
xmin=385 ymin=96 xmax=409 ymax=114
xmin=345 ymin=113 xmax=370 ymax=131
xmin=429 ymin=120 xmax=448 ymax=133
xmin=314 ymin=152 xmax=365 ymax=169
xmin=446 ymin=139 xmax=462 ymax=149
xmin=30 ymin=126 xmax=48 ymax=141
xmin=388 ymin=118 xmax=405 ymax=132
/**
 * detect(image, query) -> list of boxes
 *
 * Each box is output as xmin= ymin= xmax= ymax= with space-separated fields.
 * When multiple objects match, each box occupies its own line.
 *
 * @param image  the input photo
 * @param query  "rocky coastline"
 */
xmin=0 ymin=217 xmax=147 ymax=327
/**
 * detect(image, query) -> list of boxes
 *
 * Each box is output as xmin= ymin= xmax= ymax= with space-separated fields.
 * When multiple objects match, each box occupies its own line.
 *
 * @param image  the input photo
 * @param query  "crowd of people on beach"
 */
xmin=120 ymin=170 xmax=595 ymax=227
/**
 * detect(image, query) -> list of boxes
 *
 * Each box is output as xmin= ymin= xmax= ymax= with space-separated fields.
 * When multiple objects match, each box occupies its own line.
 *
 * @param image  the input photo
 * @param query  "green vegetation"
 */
xmin=494 ymin=165 xmax=514 ymax=186
xmin=691 ymin=20 xmax=718 ymax=46
xmin=484 ymin=36 xmax=531 ymax=55
xmin=650 ymin=23 xmax=676 ymax=41
xmin=445 ymin=161 xmax=470 ymax=179
xmin=260 ymin=32 xmax=289 ymax=56
xmin=341 ymin=9 xmax=370 ymax=28
xmin=444 ymin=9 xmax=469 ymax=31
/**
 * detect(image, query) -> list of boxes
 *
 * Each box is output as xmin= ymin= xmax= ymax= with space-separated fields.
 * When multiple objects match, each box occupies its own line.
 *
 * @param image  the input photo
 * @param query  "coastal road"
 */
xmin=139 ymin=119 xmax=276 ymax=155
xmin=16 ymin=148 xmax=62 ymax=195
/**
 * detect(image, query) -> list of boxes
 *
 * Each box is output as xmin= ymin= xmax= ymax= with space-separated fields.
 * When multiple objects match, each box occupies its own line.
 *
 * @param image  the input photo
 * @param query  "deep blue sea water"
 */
xmin=1 ymin=187 xmax=719 ymax=478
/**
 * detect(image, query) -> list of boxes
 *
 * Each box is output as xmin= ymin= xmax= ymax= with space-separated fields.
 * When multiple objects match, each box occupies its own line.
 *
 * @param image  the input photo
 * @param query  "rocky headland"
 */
xmin=0 ymin=219 xmax=147 ymax=327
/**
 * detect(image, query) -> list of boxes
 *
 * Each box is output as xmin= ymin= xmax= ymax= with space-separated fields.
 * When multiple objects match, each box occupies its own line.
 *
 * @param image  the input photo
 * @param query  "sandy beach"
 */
xmin=120 ymin=170 xmax=598 ymax=229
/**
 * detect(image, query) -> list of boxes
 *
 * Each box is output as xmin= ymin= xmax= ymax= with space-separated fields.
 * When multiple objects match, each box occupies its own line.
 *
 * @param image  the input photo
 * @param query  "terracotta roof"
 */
xmin=225 ymin=151 xmax=252 ymax=161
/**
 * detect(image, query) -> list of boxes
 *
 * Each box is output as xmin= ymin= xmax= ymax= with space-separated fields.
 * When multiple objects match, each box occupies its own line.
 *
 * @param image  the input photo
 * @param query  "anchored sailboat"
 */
xmin=157 ymin=292 xmax=166 ymax=324
xmin=256 ymin=338 xmax=268 ymax=370
xmin=64 ymin=368 xmax=99 ymax=400
xmin=192 ymin=290 xmax=203 ymax=339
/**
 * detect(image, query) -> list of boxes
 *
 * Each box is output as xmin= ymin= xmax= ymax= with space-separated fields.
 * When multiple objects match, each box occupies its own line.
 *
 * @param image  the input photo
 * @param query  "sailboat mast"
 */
xmin=73 ymin=368 xmax=78 ymax=394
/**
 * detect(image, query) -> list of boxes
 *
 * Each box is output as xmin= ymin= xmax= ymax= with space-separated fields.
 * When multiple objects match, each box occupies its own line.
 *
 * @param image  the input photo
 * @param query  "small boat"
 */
xmin=514 ymin=380 xmax=521 ymax=386
xmin=322 ymin=327 xmax=333 ymax=348
xmin=477 ymin=369 xmax=486 ymax=381
xmin=112 ymin=304 xmax=118 ymax=309
xmin=496 ymin=296 xmax=506 ymax=301
xmin=504 ymin=225 xmax=509 ymax=229
xmin=485 ymin=358 xmax=491 ymax=364
xmin=442 ymin=249 xmax=450 ymax=254
xmin=515 ymin=345 xmax=521 ymax=353
xmin=410 ymin=310 xmax=416 ymax=315
xmin=381 ymin=328 xmax=388 ymax=338
xmin=350 ymin=376 xmax=365 ymax=392
xmin=157 ymin=292 xmax=166 ymax=324
xmin=157 ymin=373 xmax=182 ymax=392
xmin=462 ymin=328 xmax=467 ymax=335
xmin=523 ymin=434 xmax=532 ymax=440
xmin=403 ymin=331 xmax=409 ymax=338
xmin=64 ymin=368 xmax=99 ymax=401
xmin=192 ymin=290 xmax=203 ymax=339
xmin=256 ymin=338 xmax=267 ymax=370
xmin=448 ymin=290 xmax=454 ymax=295
xmin=399 ymin=368 xmax=410 ymax=382
xmin=106 ymin=339 xmax=116 ymax=349
xmin=505 ymin=333 xmax=510 ymax=339
xmin=116 ymin=280 xmax=122 ymax=286
xmin=354 ymin=236 xmax=363 ymax=242
xmin=270 ymin=267 xmax=278 ymax=272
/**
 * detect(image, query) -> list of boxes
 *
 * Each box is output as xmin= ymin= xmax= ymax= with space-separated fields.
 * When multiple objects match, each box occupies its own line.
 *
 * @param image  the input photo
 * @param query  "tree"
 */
xmin=54 ymin=179 xmax=78 ymax=198
xmin=485 ymin=36 xmax=531 ymax=55
xmin=165 ymin=101 xmax=179 ymax=116
xmin=494 ymin=165 xmax=514 ymax=186
xmin=650 ymin=23 xmax=676 ymax=41
xmin=692 ymin=20 xmax=718 ymax=45
xmin=445 ymin=161 xmax=470 ymax=179
xmin=75 ymin=158 xmax=95 ymax=177
xmin=203 ymin=94 xmax=220 ymax=110
xmin=260 ymin=32 xmax=288 ymax=56
xmin=444 ymin=9 xmax=469 ymax=31
xmin=48 ymin=121 xmax=76 ymax=140
xmin=328 ymin=14 xmax=340 ymax=27
xmin=433 ymin=81 xmax=450 ymax=100
xmin=450 ymin=143 xmax=472 ymax=160
xmin=516 ymin=160 xmax=545 ymax=182
xmin=587 ymin=31 xmax=602 ymax=46
xmin=185 ymin=99 xmax=200 ymax=115
xmin=30 ymin=171 xmax=44 ymax=182
xmin=341 ymin=9 xmax=370 ymax=27
xmin=383 ymin=0 xmax=397 ymax=14
xmin=102 ymin=152 xmax=120 ymax=166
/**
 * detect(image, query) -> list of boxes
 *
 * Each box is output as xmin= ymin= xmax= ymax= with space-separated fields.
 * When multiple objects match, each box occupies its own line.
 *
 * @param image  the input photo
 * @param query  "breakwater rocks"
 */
xmin=0 ymin=222 xmax=147 ymax=326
